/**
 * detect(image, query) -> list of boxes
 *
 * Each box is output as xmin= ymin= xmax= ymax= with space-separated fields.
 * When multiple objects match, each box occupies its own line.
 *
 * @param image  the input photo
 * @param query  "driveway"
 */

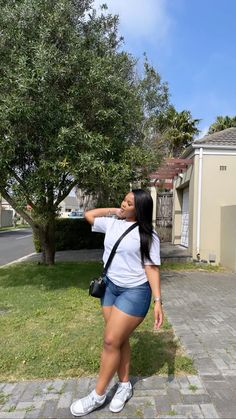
xmin=162 ymin=270 xmax=236 ymax=418
xmin=0 ymin=228 xmax=35 ymax=266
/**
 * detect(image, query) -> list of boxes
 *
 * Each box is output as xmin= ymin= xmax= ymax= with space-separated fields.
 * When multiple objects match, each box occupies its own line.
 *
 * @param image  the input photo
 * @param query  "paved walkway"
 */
xmin=1 ymin=256 xmax=236 ymax=417
xmin=13 ymin=242 xmax=191 ymax=264
xmin=162 ymin=270 xmax=236 ymax=419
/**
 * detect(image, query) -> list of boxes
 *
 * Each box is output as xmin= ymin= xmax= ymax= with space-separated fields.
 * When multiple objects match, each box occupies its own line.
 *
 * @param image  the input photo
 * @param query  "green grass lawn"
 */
xmin=161 ymin=261 xmax=223 ymax=271
xmin=0 ymin=224 xmax=29 ymax=231
xmin=0 ymin=262 xmax=196 ymax=382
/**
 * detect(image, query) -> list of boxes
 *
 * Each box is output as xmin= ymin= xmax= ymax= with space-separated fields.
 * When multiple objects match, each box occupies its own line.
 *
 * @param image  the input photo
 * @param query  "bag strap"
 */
xmin=102 ymin=222 xmax=138 ymax=276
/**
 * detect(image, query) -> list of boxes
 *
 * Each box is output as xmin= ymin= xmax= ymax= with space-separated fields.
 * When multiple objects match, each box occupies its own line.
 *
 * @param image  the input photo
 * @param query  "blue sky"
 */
xmin=93 ymin=0 xmax=236 ymax=137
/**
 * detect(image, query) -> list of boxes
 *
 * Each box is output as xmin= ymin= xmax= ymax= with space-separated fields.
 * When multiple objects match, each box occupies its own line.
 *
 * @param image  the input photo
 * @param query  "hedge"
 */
xmin=33 ymin=218 xmax=104 ymax=252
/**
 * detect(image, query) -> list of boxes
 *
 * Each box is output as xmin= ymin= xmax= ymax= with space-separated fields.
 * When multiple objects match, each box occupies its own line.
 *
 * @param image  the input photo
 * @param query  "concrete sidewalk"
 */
xmin=1 ymin=256 xmax=236 ymax=417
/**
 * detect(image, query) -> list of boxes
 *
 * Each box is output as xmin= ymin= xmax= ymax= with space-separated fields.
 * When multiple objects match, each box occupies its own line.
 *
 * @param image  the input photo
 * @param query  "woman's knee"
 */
xmin=103 ymin=334 xmax=121 ymax=351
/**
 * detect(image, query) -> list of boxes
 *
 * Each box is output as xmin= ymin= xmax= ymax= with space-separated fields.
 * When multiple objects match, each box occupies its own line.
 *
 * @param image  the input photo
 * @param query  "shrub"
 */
xmin=33 ymin=218 xmax=104 ymax=252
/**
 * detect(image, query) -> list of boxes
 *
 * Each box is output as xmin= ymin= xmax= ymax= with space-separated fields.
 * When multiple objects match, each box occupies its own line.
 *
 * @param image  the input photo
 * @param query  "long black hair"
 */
xmin=132 ymin=189 xmax=154 ymax=264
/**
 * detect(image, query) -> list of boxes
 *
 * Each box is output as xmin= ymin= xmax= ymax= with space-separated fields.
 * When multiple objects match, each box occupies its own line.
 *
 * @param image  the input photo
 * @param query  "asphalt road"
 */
xmin=0 ymin=228 xmax=35 ymax=266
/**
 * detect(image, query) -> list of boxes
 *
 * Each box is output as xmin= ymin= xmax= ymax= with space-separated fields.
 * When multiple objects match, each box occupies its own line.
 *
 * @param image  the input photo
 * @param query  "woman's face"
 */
xmin=120 ymin=192 xmax=136 ymax=221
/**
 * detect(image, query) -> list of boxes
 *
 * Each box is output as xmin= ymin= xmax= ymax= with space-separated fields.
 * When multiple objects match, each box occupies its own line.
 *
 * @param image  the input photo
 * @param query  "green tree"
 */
xmin=0 ymin=0 xmax=149 ymax=264
xmin=208 ymin=115 xmax=236 ymax=134
xmin=151 ymin=106 xmax=200 ymax=157
xmin=74 ymin=56 xmax=171 ymax=207
xmin=138 ymin=60 xmax=199 ymax=158
xmin=90 ymin=57 xmax=171 ymax=204
xmin=139 ymin=57 xmax=169 ymax=121
xmin=139 ymin=57 xmax=169 ymax=157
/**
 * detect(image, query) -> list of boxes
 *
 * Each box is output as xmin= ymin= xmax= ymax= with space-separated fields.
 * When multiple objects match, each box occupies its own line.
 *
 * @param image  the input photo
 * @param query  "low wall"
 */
xmin=221 ymin=206 xmax=236 ymax=271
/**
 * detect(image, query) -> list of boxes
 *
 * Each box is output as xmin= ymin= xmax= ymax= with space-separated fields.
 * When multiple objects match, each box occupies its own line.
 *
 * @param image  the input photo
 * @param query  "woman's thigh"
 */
xmin=104 ymin=306 xmax=144 ymax=347
xmin=102 ymin=306 xmax=113 ymax=324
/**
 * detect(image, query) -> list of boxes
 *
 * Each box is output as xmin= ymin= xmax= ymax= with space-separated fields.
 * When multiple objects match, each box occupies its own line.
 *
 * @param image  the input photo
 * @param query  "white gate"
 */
xmin=181 ymin=188 xmax=189 ymax=247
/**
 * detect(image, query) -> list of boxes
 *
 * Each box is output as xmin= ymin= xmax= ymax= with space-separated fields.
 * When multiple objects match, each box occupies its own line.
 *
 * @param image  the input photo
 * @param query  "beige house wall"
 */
xmin=173 ymin=152 xmax=236 ymax=264
xmin=187 ymin=164 xmax=196 ymax=254
xmin=221 ymin=206 xmax=236 ymax=271
xmin=198 ymin=154 xmax=236 ymax=263
xmin=191 ymin=154 xmax=200 ymax=259
xmin=59 ymin=196 xmax=79 ymax=218
xmin=149 ymin=186 xmax=157 ymax=228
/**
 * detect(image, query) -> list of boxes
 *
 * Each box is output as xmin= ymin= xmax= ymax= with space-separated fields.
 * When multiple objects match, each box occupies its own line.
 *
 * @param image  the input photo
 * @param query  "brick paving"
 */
xmin=1 ymin=258 xmax=236 ymax=418
xmin=0 ymin=375 xmax=218 ymax=419
xmin=162 ymin=270 xmax=236 ymax=419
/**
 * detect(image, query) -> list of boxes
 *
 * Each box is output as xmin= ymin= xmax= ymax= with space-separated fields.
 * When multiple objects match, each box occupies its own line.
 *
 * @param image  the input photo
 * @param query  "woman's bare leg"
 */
xmin=102 ymin=307 xmax=131 ymax=383
xmin=96 ymin=306 xmax=144 ymax=395
xmin=117 ymin=339 xmax=130 ymax=382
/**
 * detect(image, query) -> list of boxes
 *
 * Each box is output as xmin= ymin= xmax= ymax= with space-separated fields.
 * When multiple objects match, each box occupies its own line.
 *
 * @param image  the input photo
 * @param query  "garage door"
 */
xmin=181 ymin=188 xmax=189 ymax=247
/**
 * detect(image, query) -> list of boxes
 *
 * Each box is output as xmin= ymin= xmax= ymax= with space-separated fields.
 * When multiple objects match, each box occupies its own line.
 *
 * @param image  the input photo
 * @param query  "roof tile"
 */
xmin=194 ymin=127 xmax=236 ymax=146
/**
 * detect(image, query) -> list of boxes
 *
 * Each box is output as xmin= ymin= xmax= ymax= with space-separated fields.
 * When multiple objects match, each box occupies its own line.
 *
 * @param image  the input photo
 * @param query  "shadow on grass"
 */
xmin=0 ymin=262 xmax=187 ymax=291
xmin=131 ymin=329 xmax=178 ymax=378
xmin=0 ymin=262 xmax=102 ymax=291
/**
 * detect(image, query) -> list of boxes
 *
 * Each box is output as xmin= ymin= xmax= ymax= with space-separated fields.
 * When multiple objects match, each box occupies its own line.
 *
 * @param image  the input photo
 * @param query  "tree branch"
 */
xmin=7 ymin=167 xmax=37 ymax=211
xmin=55 ymin=172 xmax=70 ymax=203
xmin=54 ymin=179 xmax=78 ymax=207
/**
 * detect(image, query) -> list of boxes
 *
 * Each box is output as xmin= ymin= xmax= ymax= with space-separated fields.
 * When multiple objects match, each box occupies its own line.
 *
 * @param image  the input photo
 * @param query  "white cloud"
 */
xmin=93 ymin=0 xmax=172 ymax=45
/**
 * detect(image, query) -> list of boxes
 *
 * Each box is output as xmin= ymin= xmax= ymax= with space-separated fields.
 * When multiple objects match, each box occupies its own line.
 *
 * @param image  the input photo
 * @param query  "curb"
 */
xmin=0 ymin=252 xmax=37 ymax=269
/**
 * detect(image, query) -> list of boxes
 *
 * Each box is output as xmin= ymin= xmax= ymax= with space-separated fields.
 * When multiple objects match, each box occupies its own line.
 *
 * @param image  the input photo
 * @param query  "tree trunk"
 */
xmin=38 ymin=220 xmax=56 ymax=265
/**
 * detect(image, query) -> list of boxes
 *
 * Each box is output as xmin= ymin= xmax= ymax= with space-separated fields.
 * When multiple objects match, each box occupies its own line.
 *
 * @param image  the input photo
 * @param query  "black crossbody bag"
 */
xmin=89 ymin=222 xmax=138 ymax=298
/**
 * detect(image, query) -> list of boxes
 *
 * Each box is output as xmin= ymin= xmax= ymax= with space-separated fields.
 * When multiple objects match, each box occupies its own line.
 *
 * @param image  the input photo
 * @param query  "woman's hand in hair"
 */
xmin=115 ymin=208 xmax=126 ymax=219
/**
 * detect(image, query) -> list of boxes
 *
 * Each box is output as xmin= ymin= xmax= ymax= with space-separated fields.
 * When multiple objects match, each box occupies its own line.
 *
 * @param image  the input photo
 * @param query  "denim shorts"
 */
xmin=101 ymin=276 xmax=151 ymax=318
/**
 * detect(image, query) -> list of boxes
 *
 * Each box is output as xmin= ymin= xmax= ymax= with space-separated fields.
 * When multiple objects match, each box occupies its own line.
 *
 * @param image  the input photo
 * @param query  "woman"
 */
xmin=70 ymin=189 xmax=164 ymax=417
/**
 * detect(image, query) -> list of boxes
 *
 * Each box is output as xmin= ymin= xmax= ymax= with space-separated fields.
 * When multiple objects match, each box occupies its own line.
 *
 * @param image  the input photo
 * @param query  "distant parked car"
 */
xmin=68 ymin=210 xmax=84 ymax=219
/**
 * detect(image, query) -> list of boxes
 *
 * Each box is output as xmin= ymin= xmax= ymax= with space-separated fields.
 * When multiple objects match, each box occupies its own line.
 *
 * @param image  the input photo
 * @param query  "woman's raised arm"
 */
xmin=84 ymin=208 xmax=121 ymax=225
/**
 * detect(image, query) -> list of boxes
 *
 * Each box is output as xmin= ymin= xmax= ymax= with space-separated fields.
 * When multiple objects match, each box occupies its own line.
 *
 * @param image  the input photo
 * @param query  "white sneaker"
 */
xmin=109 ymin=382 xmax=133 ymax=413
xmin=70 ymin=390 xmax=106 ymax=417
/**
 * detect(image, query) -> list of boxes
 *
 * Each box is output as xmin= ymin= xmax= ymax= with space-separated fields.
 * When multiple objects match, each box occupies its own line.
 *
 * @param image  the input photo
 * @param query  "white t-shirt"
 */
xmin=92 ymin=217 xmax=160 ymax=287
